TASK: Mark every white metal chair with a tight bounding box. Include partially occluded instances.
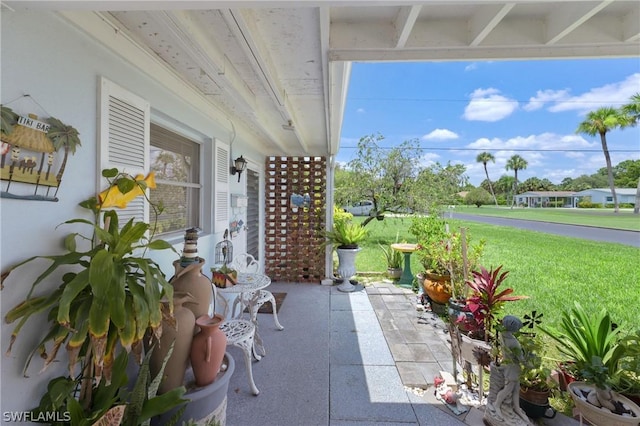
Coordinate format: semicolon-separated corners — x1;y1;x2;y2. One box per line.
231;253;284;331
211;282;260;395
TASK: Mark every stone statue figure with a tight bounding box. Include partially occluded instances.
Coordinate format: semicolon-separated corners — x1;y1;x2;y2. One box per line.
484;315;532;426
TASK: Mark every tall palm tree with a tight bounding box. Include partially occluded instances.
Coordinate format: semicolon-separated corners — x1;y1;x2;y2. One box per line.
476;151;498;206
576;107;632;214
505;155;528;209
621;93;640;214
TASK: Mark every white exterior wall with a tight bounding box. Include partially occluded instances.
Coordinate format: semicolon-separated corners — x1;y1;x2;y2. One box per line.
577;190;636;205
0;11;261;413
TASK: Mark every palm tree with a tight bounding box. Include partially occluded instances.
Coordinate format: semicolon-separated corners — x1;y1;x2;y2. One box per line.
476;151;498;206
505;155;528;209
621;93;640;214
47;117;81;197
576;107;632;214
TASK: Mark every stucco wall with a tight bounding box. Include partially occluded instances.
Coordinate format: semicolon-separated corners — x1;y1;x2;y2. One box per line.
1;10;260;414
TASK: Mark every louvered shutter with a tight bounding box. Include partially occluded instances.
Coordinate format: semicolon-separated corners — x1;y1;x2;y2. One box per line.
98;77;150;224
214;140;229;233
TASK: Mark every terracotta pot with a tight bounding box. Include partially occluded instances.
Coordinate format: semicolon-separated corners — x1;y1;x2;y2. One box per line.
569;382;640;426
421;271;452;304
191;314;227;387
171;258;213;319
150;293;197;394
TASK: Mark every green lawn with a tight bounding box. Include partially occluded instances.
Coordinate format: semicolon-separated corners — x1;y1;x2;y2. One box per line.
452;205;640;231
354;216;640;331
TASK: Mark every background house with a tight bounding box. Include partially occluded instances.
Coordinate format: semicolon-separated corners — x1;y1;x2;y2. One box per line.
516;191;577;208
574;188;638;206
2;0;638;416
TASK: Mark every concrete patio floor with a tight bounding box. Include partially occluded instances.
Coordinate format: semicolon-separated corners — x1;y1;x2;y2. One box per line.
224;281;579;426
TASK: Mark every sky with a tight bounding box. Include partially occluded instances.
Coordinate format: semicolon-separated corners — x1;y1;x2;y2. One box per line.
338;58;640;187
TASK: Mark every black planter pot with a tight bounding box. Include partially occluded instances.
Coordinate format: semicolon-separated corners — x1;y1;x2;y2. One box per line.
447;298;468;323
519;397;556;419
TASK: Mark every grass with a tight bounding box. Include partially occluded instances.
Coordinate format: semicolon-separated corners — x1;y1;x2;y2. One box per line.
354;215;640;331
452;205;640;231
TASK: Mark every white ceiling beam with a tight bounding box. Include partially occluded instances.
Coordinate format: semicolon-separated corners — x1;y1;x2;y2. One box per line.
469;3;514;46
394;5;421;48
328;61;351;157
545;1;613;45
623;6;640;42
154;10;257;114
329;43;640;62
319;6;333;155
221;8;310;153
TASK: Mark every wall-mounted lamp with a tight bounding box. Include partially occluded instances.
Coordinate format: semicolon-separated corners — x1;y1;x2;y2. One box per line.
230;155;247;182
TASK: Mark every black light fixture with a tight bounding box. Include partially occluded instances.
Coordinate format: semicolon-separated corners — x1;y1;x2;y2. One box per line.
231;155;247;182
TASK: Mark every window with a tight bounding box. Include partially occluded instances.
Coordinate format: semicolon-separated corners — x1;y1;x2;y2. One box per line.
150;123;200;235
606;196;613;202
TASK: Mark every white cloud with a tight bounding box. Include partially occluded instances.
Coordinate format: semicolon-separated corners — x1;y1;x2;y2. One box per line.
356;108;366;113
417;152;440;168
467;132;597;153
547;73;640;114
523;89;570;111
463;88;519;122
465;63;478;71
422;128;459;141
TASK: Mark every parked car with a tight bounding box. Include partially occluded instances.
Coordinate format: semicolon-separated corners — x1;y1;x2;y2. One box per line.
343;200;374;216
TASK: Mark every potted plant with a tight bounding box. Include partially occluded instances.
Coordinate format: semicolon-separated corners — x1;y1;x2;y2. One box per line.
569;356;640;425
517;311;558;420
211;264;238;288
380;241;403;280
450;265;526;376
540;302;640;424
540;302;626;382
325;217;367;292
412;222;485;312
2;168;186;423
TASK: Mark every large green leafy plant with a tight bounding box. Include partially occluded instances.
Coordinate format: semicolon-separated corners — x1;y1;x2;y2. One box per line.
540;301;625;378
3;168;178;411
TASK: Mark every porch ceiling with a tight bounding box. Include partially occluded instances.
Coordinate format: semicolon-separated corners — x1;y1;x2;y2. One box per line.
5;1;639;158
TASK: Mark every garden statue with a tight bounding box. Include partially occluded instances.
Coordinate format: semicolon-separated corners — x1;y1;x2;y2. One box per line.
484;315;532;426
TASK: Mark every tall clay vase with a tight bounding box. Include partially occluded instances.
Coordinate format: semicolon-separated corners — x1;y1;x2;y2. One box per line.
191;314;228;387
150;293;197;395
171;257;213;319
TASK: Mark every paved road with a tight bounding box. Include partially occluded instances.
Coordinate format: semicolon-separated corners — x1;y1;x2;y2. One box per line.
449;212;640;248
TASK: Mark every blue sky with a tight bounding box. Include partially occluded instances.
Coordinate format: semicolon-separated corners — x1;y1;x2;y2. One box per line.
338;58;640;186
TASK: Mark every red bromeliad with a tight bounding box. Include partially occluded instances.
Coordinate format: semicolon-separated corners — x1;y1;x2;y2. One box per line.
462;265;527;341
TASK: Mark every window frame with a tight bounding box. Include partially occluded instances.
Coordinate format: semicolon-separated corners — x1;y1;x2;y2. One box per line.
149;122;202;238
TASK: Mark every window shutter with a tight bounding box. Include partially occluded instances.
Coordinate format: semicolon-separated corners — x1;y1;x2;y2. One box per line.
214;139;229;233
98;77;150;224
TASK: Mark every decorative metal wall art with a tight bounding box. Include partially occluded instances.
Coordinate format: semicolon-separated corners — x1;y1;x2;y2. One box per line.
0;96;81;202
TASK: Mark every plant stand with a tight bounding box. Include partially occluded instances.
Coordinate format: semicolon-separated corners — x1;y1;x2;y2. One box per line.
391;243;418;288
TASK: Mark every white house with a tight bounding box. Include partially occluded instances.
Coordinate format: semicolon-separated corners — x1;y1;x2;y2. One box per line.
2;0;638;416
516;191;577;208
574;188;638;206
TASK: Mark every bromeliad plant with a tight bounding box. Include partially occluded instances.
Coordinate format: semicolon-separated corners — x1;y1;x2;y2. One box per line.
457;265;527;342
2;168;178;411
